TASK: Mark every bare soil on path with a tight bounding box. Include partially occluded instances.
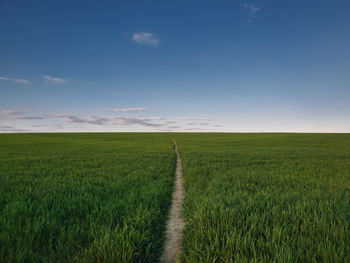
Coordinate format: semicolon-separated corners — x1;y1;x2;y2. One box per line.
160;140;185;263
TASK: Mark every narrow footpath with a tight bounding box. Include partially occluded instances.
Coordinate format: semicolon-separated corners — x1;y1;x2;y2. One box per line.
161;140;185;263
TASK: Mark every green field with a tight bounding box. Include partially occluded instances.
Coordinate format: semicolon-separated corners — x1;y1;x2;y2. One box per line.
174;133;350;262
0;133;175;262
1;133;350;262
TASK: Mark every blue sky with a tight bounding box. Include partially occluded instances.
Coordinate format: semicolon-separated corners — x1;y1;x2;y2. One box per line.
1;0;349;132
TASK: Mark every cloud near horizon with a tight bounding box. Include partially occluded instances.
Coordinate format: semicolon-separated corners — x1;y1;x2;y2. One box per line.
0;110;44;120
0;109;219;131
132;32;159;45
113;107;148;112
49;114;167;127
42;75;67;83
178;117;215;121
50;114;108;125
0;125;29;132
0;76;29;84
0;110;25;116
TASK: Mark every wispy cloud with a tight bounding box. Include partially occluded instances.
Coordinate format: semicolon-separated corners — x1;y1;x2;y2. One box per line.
50;114;108;125
13;116;45;120
13;79;29;84
0;109;168;128
31;124;65;130
244;3;261;22
0;110;25;116
0;125;29;132
113;107;148;112
187;122;210;126
178;117;215;121
0;109;219;131
132;32;159;45
160;120;176;124
244;4;261;15
0;110;44;120
0;76;29;84
49;113;166;127
42;75;67;83
184;127;201;131
111;116;165;127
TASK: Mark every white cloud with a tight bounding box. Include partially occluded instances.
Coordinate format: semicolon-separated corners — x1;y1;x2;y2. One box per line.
111;116;165;127
0;76;29;84
244;4;261;15
0;109;169;128
13;79;29;84
184;127;201;131
0;110;25;116
132;32;159;45
186;122;211;127
42;75;67;83
50;114;108;125
148;116;164;120
0;109;220;132
48;113;167;127
113;107;148;112
244;3;261;22
178;117;215;121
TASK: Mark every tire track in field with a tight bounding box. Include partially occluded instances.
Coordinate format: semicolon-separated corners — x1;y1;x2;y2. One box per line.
161;140;185;263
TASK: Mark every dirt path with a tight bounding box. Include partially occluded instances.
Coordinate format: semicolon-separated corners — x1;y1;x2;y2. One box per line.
160;140;185;263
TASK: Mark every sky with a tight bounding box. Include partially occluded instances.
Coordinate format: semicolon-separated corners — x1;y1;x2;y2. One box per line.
0;0;349;132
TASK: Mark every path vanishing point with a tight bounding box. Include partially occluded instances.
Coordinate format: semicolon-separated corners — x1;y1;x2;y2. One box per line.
160;140;185;263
